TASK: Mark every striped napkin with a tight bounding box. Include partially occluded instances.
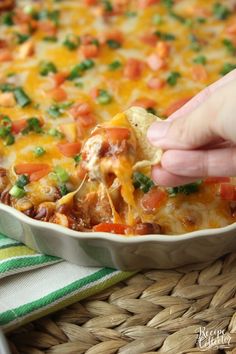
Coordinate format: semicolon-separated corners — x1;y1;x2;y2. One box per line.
0;233;134;332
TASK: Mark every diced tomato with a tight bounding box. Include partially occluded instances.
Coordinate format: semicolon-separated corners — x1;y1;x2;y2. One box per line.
156;41;170;59
52;72;68;87
205;177;230;184
191;65;208;82
15;163;50;175
93;222;128;234
141;188;167;212
140;32;158;46
219;184;236;201
146;53;165;72
101;29;123;44
49;87;67;102
131;97;156;109
147;77;165;90
90;87;100;99
13;9;31;25
0;49;12;62
226;23;236;35
123;58;144;80
0;40;8;49
84;0;97;5
113;0;129;14
11;119;27;134
29;167;51;182
57;142;81;157
105;127;130;142
80;44;99;59
138;0;159;9
78;113;97;127
37;20;57;36
164;96;192;117
70;102;92;119
80;34;96;45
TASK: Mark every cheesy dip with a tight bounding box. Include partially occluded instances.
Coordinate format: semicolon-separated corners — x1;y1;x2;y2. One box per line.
0;0;236;235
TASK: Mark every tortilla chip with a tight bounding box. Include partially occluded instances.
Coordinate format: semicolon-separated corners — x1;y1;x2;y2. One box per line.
125;106;163;169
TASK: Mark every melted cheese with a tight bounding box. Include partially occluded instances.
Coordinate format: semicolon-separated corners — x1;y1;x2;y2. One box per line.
0;0;235;233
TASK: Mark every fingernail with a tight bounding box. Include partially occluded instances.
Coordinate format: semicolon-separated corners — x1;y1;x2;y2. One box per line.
147;121;171;142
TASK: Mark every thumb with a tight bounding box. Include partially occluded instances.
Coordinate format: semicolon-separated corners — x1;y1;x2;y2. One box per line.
147;72;236;150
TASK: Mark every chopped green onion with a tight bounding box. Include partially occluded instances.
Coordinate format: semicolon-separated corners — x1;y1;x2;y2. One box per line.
15;33;30;44
9;185;26;198
27;117;42;133
133;172;154;193
54;166;69;183
43;36;58;42
167;181;202;196
48;10;60;25
68;59;94;80
196;17;206;23
74;81;84;88
220;63;236;76
184;18;193;28
74;154;82;164
166;71;181;86
4;134;15;146
152;14;163;25
1;116;12;124
0;83;15;92
82;59;95;69
97;89;112;105
189;34;201;52
59;184;69;196
125;11;137;18
47;105;61;118
63;34;80;50
162;0;174;8
34;146;45;156
16;175;29;188
2;12;14;26
222;39;236;55
47;102;73;118
14;87;31;107
155;30;175;41
48;128;63;138
102;0;113;12
91;38;100;47
0;126;11;138
106;39;121;49
213;3;231;20
169;11;186;24
193;55;207;65
23;5;35;15
108;60;122;71
35;10;60;26
22;117;42;134
39;61;57;76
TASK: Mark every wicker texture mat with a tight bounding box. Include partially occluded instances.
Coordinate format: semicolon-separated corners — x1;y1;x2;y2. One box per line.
8;253;236;354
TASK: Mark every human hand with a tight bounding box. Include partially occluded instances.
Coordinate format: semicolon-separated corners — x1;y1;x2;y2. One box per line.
147;69;236;187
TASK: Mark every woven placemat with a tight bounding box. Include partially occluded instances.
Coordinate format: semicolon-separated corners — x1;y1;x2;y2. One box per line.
7;253;236;354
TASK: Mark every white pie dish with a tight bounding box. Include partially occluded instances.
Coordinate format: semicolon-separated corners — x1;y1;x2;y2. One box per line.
1;202;236;270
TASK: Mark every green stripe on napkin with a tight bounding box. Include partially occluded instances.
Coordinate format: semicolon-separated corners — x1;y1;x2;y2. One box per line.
0;233;135;332
0;234;61;279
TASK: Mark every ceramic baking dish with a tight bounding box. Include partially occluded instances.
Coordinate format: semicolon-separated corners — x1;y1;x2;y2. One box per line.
1;202;236;270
